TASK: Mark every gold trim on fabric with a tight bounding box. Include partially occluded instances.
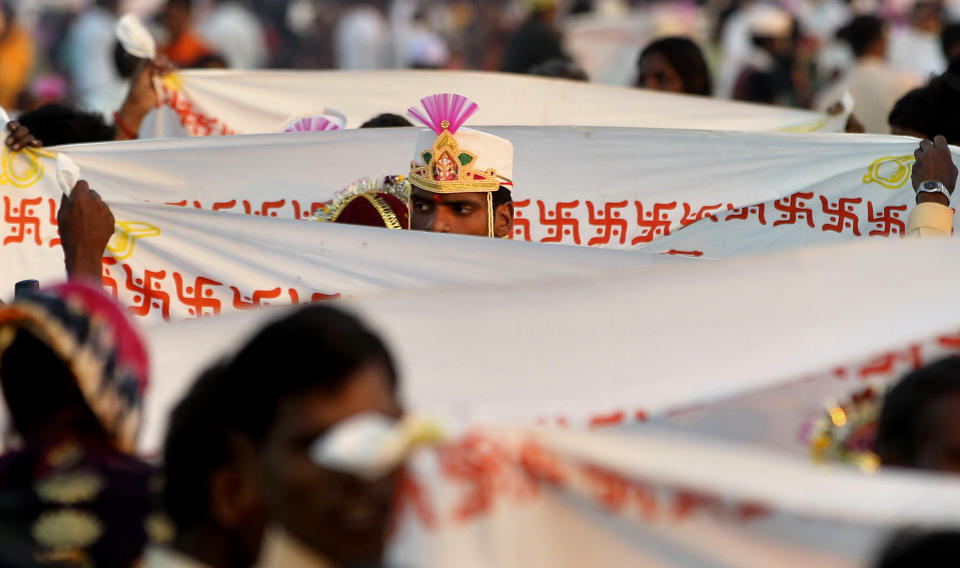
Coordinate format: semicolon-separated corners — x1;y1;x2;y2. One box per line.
361;194;403;230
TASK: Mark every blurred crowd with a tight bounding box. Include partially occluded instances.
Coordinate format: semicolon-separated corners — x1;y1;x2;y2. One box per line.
0;0;958;130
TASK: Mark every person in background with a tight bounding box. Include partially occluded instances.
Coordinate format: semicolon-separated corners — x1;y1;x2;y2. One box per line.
333;0;392;70
888;87;932;139
876;358;960;473
60;0;122;119
636;36;713;96
889;0;947;78
0;279;155;567
146;363;267;568
5;60;171;147
815;16;922;134
197;0;267;69
406;93;515;238
886;72;960;144
732;4;801;105
403;7;450;69
529;58;590;81
501;0;567;74
0;0;35;109
943;22;960;65
215;305;404;568
160;0;214;67
360;113;413;128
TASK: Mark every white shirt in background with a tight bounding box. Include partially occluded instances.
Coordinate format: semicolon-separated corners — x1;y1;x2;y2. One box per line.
889;27;948;79
197;2;267;69
815;56;923;134
334;5;392;70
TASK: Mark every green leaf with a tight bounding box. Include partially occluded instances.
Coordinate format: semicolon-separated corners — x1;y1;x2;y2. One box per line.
458;153;474;166
422;151;433;164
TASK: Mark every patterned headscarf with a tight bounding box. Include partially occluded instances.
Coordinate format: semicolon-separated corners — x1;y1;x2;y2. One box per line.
0;282;149;454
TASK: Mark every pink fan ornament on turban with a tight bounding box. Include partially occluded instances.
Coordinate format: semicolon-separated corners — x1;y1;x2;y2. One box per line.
280;109;347;133
407;93;478;135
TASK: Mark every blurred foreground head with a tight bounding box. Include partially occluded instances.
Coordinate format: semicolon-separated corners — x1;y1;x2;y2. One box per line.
876;357;960;474
0;282;149;452
216;305;402;566
0;282;153;567
636;36;713;96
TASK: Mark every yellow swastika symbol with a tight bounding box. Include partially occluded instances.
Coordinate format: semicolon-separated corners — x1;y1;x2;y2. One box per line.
862;155;916;190
107;221;161;260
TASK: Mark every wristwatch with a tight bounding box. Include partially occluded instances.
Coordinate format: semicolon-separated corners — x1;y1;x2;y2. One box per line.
916;180;952;202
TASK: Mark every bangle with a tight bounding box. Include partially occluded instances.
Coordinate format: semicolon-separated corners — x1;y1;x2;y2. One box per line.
113;111;138;139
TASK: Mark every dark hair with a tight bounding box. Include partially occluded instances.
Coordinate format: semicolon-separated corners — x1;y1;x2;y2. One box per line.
223;305;397;445
492;186;513;209
0;330;104;440
876;357;960;466
113;41;144;79
838;15;885;58
360;113;413;128
888;87;931;132
637;37;713;96
888;74;960;144
162;361;234;529
17;103;115;146
943;23;960;60
528;58;589;81
875;529;960;567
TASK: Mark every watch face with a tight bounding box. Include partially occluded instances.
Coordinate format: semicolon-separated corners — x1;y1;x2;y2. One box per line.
922;181;942;191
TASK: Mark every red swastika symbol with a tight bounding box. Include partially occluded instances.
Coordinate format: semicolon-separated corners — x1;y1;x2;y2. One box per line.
287;289;342;304
538;200;581;244
857;345;922;379
820;196;862;235
511;199;532;241
291;201;327;220
582;465;631;512
212;200;238;211
673;490;723;521
680;203;724;226
3;196;43;245
518;441;567;487
123;265;171;320
259;199;286;217
438;433;536;523
102;258;120;299
725;203;767;225
47;198;61;248
230;286;283;309
391;472;437;532
867;202;907;237
173;273;222;318
586;201;628;245
773;192;815;227
631;201;677;245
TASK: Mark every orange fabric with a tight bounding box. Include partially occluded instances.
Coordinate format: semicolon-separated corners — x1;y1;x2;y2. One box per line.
160;30;212;66
0;25;35;109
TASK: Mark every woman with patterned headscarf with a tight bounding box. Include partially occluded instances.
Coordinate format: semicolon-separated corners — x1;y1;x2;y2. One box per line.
0;282;158;567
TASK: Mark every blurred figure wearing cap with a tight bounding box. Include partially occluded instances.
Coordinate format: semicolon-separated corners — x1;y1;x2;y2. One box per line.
0;282;156;567
198;305;403;568
406;93;514;238
732;4;802;105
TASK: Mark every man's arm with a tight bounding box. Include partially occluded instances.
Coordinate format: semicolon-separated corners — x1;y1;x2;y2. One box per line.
907;135;958;237
114;60;173;141
58;181;115;282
